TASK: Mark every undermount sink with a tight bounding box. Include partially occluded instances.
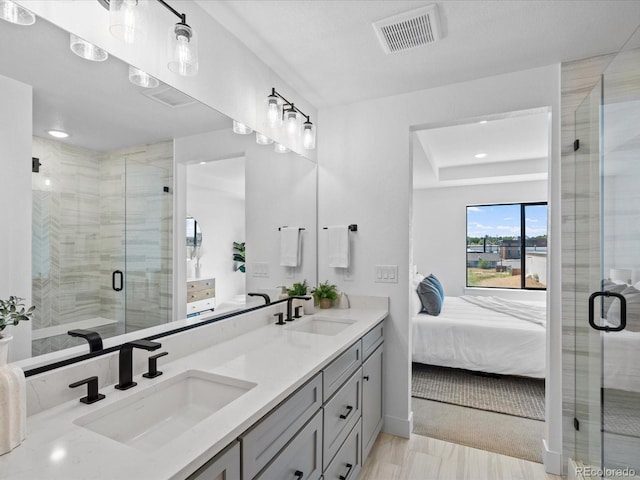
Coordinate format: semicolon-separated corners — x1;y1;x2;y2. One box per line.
74;370;256;451
286;317;356;336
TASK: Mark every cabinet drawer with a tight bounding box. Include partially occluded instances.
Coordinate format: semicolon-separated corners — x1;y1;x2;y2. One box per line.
187;288;215;303
187;441;240;480
241;374;323;480
255;410;323;480
187;279;215;292
323;367;361;469
187;298;215;314
361;322;383;361
324;420;362;480
323;342;361;401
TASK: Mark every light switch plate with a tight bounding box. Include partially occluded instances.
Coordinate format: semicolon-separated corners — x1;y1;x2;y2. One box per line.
251;262;270;277
375;265;398;283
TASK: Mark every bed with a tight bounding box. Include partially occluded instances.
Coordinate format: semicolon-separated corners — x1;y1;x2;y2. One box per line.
412;295;546;378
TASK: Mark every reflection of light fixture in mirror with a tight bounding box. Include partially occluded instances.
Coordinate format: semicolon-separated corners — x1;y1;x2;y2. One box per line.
255;132;273;145
274;143;290;154
168;19;198;76
479;120;488;124
109;0;148;44
474;153;487;159
70;34;109;62
264;88;315;150
233;120;253;135
47;130;69;139
128;65;160;88
0;0;35;25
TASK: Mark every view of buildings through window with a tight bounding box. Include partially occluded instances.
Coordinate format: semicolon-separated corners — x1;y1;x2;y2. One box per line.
466;203;547;289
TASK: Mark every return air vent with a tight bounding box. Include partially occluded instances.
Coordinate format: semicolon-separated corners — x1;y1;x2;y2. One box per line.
373;4;442;54
141;85;197;108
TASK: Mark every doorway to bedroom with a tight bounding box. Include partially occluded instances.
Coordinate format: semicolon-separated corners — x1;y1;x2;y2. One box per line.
409;107;551;463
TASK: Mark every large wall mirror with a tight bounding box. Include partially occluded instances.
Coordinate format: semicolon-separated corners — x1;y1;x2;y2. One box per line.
0;15;317;366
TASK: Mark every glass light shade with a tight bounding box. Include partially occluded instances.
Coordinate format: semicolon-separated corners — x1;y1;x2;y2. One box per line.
168;22;198;77
128;65;159;88
302;121;316;150
0;0;35;25
70;34;109;62
266;94;282;128
274;143;290;154
233;120;253;135
255;132;273;145
284;107;299;139
109;0;148;44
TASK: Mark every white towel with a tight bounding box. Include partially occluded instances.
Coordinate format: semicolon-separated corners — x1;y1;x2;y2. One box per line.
328;225;350;268
280;227;301;267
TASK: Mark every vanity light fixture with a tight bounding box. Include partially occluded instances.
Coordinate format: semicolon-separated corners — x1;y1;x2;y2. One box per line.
274;143;290;154
109;0;148;44
47;130;69;139
264;88;316;150
0;0;36;26
232;120;253;135
128;65;160;88
255;132;274;145
474;153;487;159
70;34;109;62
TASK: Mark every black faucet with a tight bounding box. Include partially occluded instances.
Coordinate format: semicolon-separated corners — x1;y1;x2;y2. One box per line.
68;329;103;353
248;292;271;305
286;296;312;322
115;340;161;390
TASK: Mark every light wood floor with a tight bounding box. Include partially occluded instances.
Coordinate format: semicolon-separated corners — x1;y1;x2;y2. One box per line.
359;433;563;480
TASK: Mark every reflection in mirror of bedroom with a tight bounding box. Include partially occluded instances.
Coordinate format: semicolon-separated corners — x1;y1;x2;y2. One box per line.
410;108;550;463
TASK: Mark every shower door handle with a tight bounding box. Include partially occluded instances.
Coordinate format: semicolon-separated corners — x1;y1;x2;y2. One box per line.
588;291;626;332
112;270;124;292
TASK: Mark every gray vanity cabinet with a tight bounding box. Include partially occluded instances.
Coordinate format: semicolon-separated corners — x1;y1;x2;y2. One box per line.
323;419;362;480
361;343;384;460
187;441;240;480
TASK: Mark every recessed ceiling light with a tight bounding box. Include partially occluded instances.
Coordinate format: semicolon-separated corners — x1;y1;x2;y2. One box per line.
479;120;488;124
474;153;487;159
48;130;69;138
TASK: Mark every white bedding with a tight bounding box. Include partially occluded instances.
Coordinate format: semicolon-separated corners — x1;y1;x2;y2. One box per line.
412;296;546;378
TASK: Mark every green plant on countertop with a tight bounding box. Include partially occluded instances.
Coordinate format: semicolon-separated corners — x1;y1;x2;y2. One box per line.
0;296;35;339
233;242;246;273
287;280;309;297
311;281;339;302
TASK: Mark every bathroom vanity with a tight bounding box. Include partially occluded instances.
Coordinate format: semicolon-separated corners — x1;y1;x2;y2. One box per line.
0;298;387;480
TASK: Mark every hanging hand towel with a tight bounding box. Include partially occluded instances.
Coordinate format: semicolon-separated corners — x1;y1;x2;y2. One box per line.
280;227;301;267
328;225;350;268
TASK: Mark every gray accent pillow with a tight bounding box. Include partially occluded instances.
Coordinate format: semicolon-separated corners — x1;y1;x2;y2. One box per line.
426;274;444;300
607;285;640;332
416;278;443;316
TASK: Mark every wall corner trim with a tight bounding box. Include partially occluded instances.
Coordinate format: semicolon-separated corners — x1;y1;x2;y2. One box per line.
543;439;563;475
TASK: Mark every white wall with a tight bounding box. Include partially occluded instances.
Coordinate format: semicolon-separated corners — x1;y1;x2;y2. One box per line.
318;64;562;473
413;180;547;297
0;74;32;361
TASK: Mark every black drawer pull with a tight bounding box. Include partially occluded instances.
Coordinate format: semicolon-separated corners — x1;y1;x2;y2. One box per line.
363;375;370;381
339;463;354;480
339;405;354;420
294;470;304;480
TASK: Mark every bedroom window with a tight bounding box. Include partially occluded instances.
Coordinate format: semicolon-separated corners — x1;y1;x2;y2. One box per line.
466;202;547;290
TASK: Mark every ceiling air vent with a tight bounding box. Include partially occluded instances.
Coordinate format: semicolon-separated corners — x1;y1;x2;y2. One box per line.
373;4;442;54
141;85;197;108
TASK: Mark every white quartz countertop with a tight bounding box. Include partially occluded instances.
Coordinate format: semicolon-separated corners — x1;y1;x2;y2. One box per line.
0;308;387;480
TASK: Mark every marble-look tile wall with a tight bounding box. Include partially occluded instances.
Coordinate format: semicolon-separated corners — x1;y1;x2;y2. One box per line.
32;138;173;355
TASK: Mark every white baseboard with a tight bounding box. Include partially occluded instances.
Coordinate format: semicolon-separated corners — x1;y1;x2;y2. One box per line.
568;458;583;480
382;411;413;438
543;439;563;475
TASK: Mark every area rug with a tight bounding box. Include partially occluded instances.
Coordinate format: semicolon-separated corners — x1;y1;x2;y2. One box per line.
412;363;545;421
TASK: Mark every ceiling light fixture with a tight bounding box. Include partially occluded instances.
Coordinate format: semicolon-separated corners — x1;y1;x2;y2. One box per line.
99;0;198;77
233;120;253;135
0;0;35;25
264;88;316;150
70;34;109;61
474;153;487;159
128;65;160;88
255;132;273;145
48;130;69;139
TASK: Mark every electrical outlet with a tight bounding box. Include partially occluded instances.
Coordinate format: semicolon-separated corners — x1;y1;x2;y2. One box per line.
251;262;270;277
374;265;398;283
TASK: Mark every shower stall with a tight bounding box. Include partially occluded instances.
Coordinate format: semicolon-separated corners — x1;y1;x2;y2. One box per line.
565;25;640;478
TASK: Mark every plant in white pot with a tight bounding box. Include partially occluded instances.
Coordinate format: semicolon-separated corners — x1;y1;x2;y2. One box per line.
0;296;34;456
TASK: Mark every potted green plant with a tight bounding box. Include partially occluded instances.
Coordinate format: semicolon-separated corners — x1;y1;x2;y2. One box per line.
311;281;339;309
0;296;34;341
286;279;308;297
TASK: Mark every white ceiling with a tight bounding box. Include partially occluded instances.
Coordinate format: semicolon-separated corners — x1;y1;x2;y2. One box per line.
413;109;550;189
0;15;231;152
200;0;640;108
